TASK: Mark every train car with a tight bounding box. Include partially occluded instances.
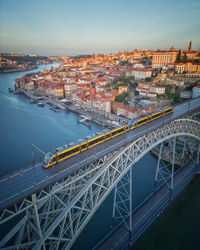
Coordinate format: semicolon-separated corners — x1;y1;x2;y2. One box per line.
42;128;111;168
128;106;173;129
42;107;173;168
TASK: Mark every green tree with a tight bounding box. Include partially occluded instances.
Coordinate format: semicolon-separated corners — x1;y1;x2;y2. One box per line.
183;53;188;63
176;50;181;63
145;77;151;82
115;91;129;103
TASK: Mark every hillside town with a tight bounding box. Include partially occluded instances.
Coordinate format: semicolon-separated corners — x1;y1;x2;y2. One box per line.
13;41;200;124
0;53;52;72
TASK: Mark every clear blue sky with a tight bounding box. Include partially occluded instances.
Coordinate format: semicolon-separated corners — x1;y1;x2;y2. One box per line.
0;0;199;55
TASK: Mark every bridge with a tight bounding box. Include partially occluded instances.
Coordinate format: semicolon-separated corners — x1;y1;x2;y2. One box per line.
0;97;200;249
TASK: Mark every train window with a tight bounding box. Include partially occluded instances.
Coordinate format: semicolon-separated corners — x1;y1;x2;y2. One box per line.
59;153;65;159
71;146;80;154
106;133;111;139
163;109;172;114
81;143;88;149
52;156;57;163
117;128;124;134
88;140;94;146
98;136;105;142
91;139;97;145
151;113;160;119
65;146;80;155
61;151;70;158
92;136;104;145
111;131;118;136
136;118;148;125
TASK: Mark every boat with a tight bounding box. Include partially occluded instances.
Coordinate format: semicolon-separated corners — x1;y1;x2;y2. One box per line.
50;107;58;112
30;99;37;103
8;88;14;93
38;102;45;107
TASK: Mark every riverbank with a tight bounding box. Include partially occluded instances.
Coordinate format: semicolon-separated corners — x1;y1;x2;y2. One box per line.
0;65;37;73
13;89;119;128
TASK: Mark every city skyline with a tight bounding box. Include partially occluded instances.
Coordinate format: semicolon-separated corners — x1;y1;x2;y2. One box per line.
0;0;200;55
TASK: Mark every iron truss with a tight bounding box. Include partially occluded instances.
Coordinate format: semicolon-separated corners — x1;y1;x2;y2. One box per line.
0;118;200;249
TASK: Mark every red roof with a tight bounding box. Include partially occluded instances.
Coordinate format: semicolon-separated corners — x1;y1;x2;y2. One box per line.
132;68;152;72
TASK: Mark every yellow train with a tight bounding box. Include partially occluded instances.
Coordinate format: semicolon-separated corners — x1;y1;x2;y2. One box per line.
42;106;173;168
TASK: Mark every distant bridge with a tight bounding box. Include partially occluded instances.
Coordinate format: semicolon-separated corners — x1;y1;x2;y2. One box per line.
0;98;200;249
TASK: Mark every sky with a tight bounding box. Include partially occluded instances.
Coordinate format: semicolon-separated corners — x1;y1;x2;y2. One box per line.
0;0;200;56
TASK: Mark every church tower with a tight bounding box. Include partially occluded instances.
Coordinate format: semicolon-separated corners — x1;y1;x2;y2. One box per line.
188;41;192;51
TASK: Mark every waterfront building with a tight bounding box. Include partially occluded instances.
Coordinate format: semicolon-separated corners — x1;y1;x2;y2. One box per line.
47;84;64;98
87;97;111;113
64;83;77;98
24;81;35;91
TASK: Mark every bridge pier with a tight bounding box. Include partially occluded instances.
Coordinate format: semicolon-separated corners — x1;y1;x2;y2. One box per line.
112;166;133;245
170;137;176;201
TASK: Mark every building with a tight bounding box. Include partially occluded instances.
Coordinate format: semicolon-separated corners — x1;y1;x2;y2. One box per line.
175;63;186;73
149;86;165;95
152;52;177;68
138;82;152;89
180;91;191;99
185;62;200;73
64;83;77;97
87;97;111;113
131;68;152;79
188;41;192;51
152;47;178;68
47;84;64;98
118;86;128;94
192;85;200;98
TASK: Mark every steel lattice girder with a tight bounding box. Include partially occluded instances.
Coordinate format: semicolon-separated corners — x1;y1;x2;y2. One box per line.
0;119;200;249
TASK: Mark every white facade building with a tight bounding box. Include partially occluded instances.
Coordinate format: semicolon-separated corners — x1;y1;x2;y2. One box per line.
192;86;200;98
149;86;165;95
131;69;152;79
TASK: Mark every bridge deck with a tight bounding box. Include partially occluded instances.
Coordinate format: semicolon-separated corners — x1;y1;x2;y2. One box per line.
94;160;200;250
0;98;199;210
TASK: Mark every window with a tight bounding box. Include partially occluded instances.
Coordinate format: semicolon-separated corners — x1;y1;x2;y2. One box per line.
151;113;161;119
81;143;88;150
70;146;80;154
136;118;148;126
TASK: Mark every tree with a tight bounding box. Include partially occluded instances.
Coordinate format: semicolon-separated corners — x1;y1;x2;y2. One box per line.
183;53;188;63
176;50;181;63
145;77;151;82
115;91;129;103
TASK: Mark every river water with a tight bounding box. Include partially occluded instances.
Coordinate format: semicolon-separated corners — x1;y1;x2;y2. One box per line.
0;63;199;250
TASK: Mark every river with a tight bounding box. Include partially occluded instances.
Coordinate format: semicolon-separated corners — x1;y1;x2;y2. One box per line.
0;62;103;176
0;63;199;250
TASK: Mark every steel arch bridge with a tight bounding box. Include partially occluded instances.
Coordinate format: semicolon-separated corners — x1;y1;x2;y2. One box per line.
0;118;200;249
